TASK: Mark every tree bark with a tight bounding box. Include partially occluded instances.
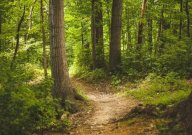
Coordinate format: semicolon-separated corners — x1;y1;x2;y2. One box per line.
147;18;153;54
137;0;147;50
157;8;164;41
11;6;26;69
104;0;111;47
109;0;123;72
91;0;105;69
40;0;48;78
122;29;125;54
0;15;1;34
125;5;132;51
81;19;84;48
0;14;2;51
185;0;190;37
49;0;75;100
27;0;37;40
107;0;111;44
156;6;164;55
179;0;183;39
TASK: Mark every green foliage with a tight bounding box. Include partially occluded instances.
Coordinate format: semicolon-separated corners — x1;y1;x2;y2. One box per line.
126;73;192;105
0;53;69;135
0;83;54;135
1;0;192;134
111;75;122;86
121;38;192;80
75;87;89;101
71;66;107;82
72;47;92;69
156;40;191;76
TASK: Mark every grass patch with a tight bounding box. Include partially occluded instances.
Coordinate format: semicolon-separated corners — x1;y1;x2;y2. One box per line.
125;73;192;105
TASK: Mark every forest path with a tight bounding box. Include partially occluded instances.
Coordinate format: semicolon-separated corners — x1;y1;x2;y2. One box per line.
51;79;159;135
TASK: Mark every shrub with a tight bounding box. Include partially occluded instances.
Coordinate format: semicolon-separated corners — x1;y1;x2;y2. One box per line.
0;79;68;135
0;55;69;135
111;75;122;86
73;68;107;82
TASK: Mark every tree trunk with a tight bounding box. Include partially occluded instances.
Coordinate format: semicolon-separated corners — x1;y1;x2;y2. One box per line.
122;29;125;55
157;8;164;41
0;15;1;34
185;0;190;37
81;19;84;48
127;26;132;50
104;0;111;47
179;0;183;39
126;5;132;51
49;0;75;100
91;0;105;69
0;14;2;51
27;0;37;40
147;18;153;54
11;6;26;69
40;0;48;78
156;6;164;55
109;0;123;72
137;0;147;50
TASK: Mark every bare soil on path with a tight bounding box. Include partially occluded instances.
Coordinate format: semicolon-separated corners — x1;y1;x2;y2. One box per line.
51;79;159;135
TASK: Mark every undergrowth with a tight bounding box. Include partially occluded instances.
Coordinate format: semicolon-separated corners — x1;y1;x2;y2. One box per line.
125;72;192;106
70;65;107;82
0;57;70;135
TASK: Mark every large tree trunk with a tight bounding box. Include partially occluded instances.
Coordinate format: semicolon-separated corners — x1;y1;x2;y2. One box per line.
40;0;48;78
179;0;183;39
11;6;26;69
91;0;105;69
109;0;123;72
49;0;74;100
185;0;190;37
137;0;147;50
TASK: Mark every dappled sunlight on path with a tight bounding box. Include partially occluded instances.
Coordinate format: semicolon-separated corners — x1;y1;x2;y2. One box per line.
50;79;159;135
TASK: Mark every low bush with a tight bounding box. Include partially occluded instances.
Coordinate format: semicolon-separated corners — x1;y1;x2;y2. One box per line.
0;55;70;135
71;67;107;82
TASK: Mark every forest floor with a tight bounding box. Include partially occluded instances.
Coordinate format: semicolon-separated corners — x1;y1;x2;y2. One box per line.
51;79;159;135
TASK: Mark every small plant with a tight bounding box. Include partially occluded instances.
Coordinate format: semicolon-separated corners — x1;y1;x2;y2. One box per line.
111;75;122;86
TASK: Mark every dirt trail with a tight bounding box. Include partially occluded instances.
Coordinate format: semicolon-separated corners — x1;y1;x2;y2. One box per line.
51;79;159;135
